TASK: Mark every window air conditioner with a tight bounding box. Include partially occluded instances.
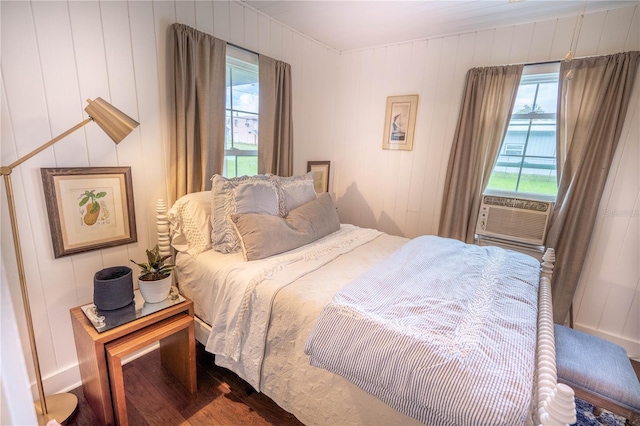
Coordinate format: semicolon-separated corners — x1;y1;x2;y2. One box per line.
475;195;553;246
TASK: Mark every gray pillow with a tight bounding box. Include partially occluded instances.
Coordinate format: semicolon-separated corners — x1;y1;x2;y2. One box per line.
211;174;286;253
272;172;317;213
230;193;340;261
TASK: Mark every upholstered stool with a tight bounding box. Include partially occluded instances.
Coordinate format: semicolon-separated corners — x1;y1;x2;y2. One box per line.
555;324;640;425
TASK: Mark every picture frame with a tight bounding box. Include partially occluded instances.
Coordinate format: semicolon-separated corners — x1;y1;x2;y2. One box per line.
382;94;419;151
41;167;137;258
307;161;330;194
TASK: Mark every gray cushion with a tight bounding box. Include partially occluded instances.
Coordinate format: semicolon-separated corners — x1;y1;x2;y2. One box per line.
210;174;285;254
272;172;317;213
230;192;340;261
555;324;640;412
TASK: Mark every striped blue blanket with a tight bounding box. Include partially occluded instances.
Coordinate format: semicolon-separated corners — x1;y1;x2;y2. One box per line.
304;235;541;426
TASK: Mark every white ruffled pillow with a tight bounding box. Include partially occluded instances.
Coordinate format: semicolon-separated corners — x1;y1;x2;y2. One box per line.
167;191;212;256
210;174;286;253
272;172;317;213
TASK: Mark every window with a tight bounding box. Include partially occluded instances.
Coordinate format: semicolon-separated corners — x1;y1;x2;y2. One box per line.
224;46;259;178
486;64;560;199
504;143;524;156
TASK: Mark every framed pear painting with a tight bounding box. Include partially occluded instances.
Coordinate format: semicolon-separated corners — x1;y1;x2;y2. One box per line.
41;167;137;258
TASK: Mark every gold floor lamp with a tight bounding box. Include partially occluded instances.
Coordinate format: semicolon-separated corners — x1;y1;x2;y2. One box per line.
1;97;139;425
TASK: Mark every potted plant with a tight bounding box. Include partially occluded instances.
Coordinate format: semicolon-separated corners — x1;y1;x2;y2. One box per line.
130;244;175;303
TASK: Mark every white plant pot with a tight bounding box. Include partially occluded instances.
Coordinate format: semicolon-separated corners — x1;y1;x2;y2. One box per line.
138;275;172;304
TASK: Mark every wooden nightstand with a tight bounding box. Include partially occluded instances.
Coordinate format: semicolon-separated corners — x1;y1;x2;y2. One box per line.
70;290;196;426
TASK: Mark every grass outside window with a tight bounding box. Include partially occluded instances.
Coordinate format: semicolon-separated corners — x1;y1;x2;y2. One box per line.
224;142;258;177
487;171;557;196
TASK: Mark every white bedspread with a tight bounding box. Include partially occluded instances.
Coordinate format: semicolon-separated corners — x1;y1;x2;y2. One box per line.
304;235;541;426
177;228;542;425
179;227;419;425
203;224;383;389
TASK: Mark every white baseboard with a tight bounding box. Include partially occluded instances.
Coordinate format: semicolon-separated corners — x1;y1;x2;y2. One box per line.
33;342;160;397
574;323;640;360
39;363;82;395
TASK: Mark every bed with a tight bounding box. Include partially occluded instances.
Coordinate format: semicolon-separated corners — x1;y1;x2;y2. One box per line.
160;173;575;426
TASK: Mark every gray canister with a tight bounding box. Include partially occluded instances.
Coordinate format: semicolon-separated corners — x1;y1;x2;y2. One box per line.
93;266;134;311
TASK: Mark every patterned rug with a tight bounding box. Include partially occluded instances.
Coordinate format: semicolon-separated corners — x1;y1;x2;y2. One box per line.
573;397;626;426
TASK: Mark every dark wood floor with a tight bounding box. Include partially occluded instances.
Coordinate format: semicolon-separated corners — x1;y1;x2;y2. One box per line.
67;346;640;426
68;343;303;426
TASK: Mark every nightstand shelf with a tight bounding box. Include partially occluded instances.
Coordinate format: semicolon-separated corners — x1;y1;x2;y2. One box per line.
70;292;196;426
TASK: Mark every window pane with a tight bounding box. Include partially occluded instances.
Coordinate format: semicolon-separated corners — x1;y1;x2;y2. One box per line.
502;119;530;149
524;119;556;156
516;165;557;196
486;68;559;198
512;85;538;114
224;155;258;178
225;48;259;178
487;158;522;192
231;73;258;114
533;82;558;114
232;111;258;146
225;68;231;109
225;110;232;150
226;72;259;112
226;111;258;149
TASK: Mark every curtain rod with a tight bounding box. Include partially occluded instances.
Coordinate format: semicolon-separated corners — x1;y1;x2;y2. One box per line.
228;42;259;57
525;59;562;66
175;23;260;57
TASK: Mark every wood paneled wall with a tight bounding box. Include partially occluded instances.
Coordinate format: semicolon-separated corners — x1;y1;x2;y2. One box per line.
326;5;640;357
1;0;638;399
1;0;338;395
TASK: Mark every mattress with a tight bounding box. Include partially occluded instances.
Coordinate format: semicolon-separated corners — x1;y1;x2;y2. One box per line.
177;225;426;425
175;225;541;425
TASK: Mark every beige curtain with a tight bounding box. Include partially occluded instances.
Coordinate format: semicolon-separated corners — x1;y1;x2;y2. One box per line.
258;55;293;177
171;23;226;203
439;65;523;243
548;51;640;323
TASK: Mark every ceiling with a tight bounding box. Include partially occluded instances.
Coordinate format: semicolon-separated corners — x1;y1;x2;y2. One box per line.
242;0;637;52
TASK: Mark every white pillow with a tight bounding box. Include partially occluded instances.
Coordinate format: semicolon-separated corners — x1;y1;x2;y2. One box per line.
167;191;212;256
272;172;317;213
210;174;285;253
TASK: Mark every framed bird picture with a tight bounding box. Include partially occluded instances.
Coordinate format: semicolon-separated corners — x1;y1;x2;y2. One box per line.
382;94;418;151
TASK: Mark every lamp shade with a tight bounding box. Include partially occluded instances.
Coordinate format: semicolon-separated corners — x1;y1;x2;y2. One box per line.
84;97;139;144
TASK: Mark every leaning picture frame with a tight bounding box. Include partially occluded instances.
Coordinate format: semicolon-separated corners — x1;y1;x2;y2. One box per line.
41;167;137;258
307;161;330;194
382;94;419;151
